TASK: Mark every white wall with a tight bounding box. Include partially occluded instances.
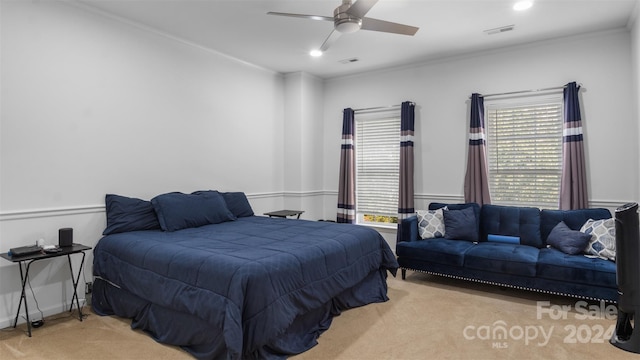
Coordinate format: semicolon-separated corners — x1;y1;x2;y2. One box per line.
632;2;640;199
283;72;325;220
322;29;637;220
0;1;285;327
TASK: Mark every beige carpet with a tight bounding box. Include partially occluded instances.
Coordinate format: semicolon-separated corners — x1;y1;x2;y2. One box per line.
1;273;637;360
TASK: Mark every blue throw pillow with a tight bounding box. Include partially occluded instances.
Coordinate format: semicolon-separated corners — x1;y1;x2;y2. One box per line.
222;192;254;218
487;234;520;244
103;194;161;235
443;207;478;242
547;221;592;255
151;191;237;232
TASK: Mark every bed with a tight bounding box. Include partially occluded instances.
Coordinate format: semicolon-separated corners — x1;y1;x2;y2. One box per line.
91;191;398;359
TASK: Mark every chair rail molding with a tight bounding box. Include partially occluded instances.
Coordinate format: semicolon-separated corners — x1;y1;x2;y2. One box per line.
0;205;106;221
0;194;628;221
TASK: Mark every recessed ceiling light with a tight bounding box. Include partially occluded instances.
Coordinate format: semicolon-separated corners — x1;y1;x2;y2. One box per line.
513;0;533;11
310;49;323;57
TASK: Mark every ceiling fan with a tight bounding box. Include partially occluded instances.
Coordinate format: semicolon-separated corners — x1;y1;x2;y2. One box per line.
267;0;419;54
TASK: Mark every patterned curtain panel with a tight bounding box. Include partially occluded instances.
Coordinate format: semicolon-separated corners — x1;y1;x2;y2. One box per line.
398;101;415;221
337;108;356;223
463;93;491;206
559;82;588;210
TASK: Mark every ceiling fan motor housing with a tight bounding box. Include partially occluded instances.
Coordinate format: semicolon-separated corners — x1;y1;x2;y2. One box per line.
334;2;362;33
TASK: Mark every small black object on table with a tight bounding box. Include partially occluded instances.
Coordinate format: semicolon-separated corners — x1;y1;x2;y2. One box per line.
0;243;92;337
263;210;305;219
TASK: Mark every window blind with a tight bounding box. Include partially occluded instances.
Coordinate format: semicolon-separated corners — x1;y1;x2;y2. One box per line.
355;114;400;217
486;101;563;209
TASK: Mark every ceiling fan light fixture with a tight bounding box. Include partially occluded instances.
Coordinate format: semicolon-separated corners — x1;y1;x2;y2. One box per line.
513;0;533;11
335;17;362;33
310;49;323;57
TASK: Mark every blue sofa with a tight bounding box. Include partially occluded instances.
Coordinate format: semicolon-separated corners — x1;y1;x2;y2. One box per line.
396;203;618;302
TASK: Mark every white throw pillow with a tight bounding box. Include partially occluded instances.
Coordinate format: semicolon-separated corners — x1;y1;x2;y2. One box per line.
580;218;616;261
416;207;447;239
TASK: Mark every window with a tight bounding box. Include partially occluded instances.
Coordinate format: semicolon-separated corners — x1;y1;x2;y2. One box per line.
355;110;400;226
486;95;563;209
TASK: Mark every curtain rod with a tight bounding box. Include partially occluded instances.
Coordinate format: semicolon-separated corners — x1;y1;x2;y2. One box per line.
474;84;582;99
349;102;415;113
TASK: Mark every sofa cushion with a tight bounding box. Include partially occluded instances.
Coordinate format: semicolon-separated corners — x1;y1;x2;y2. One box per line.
547;221;592;255
464;242;539;277
396;238;476;267
480;204;542;248
540;208;611;246
443;207;478;242
537;247;616;288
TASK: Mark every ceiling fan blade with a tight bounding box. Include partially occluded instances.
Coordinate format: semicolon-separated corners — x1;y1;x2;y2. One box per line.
346;0;378;18
267;12;333;22
320;30;342;52
361;17;419;35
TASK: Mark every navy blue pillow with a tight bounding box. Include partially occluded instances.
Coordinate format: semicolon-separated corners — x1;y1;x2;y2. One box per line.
103;194;161;235
443;207;478;242
193;190;255;218
151;191;237;232
547;221;592;255
222;192;254;217
430;202;481;235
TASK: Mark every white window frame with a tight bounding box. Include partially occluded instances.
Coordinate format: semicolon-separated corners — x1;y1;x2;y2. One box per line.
354;109;401;228
484;93;564;209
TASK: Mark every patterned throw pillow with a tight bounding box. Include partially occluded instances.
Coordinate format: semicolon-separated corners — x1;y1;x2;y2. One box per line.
580;218;616;261
417;207;447;239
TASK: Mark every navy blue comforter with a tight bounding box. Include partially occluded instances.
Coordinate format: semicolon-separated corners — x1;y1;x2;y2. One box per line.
92;216;398;359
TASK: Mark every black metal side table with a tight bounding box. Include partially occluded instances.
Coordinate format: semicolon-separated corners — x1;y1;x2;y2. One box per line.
263;210;305;219
0;243;92;336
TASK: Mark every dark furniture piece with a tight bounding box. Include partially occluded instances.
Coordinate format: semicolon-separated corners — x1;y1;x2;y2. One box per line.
611;202;640;352
396;202;617;302
93;212;397;359
263;209;305;219
1;243;91;336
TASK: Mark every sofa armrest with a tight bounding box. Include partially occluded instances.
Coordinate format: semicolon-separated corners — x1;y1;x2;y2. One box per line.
397;215;419;243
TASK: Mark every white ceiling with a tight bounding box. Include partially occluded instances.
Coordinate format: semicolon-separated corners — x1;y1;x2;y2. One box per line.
77;0;639;79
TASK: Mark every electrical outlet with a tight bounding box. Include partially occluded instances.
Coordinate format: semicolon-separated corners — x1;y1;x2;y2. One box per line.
85;281;93;295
